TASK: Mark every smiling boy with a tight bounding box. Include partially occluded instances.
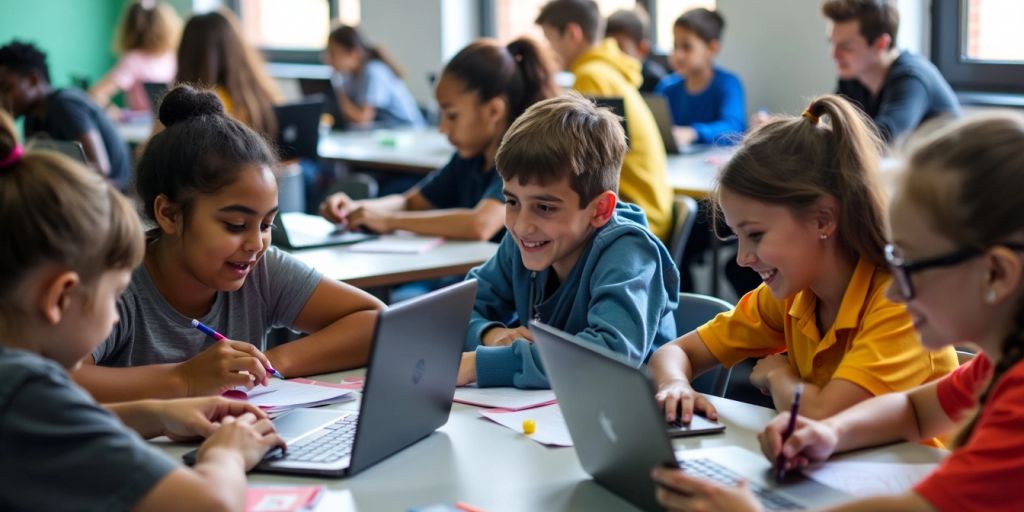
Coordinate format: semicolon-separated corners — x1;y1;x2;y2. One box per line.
456;92;680;389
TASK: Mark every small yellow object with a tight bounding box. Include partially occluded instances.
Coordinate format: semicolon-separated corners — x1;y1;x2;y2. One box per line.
522;419;536;435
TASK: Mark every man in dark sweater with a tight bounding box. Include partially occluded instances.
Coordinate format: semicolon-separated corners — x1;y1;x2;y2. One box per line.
822;0;960;142
0;40;131;190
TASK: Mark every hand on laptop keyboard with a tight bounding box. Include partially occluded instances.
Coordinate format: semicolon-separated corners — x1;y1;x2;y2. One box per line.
652;461;803;512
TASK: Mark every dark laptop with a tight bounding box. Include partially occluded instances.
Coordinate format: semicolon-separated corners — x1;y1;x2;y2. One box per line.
271;212;376;250
589;96;629;148
28;138;88;165
273;99;325;161
531;322;848;512
642;93;708;155
143;82;168;112
185;279;476;477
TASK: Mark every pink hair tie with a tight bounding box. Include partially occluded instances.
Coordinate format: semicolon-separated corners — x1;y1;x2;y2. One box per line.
0;144;24;169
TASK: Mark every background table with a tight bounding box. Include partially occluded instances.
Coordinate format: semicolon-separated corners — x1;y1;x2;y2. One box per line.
318;129;453;174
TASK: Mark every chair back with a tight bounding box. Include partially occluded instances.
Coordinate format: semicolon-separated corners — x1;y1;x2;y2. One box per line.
673;292;733;396
668;195;699;266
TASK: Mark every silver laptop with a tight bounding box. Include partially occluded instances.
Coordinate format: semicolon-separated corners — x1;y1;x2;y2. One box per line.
272;212;376;249
642;93;707;156
531;321;849;512
184;279;476;477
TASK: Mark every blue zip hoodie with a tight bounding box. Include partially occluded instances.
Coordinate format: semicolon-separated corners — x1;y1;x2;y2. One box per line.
465;202;680;389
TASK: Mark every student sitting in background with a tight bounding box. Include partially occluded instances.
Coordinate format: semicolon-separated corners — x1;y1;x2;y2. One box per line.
653;112;1024;512
457;92;679;389
536;0;672;241
655;8;745;147
0;110;284;511
89;0;180;113
324;25;425;129
175;9;280;138
605;6;666;93
822;0;959;142
649;96;957;424
320;38;558;241
73;86;384;403
0;41;132;191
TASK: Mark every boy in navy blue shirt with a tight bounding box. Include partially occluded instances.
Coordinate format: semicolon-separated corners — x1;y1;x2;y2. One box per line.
456;92;680;389
655;9;746;147
0;40;132;191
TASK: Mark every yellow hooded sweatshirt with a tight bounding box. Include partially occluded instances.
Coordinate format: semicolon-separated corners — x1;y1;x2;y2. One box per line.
570;38;671;241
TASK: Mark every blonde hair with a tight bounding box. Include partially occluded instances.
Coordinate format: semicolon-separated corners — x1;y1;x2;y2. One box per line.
116;0;182;54
712;95;888;268
899;112;1024;447
495;91;625;207
0;110;144;329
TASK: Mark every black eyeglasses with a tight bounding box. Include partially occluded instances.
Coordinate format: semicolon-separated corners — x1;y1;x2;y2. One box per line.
885;243;1024;300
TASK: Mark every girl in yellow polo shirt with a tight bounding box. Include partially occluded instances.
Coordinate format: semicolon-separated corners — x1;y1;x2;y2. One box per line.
650;95;957;424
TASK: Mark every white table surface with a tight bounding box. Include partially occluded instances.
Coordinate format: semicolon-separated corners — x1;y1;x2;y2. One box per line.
318;129;453;174
153;370;945;512
288;239;497;289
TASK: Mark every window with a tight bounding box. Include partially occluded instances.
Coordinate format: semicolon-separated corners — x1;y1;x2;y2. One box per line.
232;0;360;61
490;0;638;43
933;0;1024;94
652;0;715;52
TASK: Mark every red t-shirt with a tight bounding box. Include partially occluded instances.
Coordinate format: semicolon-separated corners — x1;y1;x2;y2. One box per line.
914;353;1024;511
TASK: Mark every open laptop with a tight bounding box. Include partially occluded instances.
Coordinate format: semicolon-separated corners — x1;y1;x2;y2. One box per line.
642;93;707;155
184;279;476;477
531;322;849;512
274;99;325;161
589;96;630;149
28;138;88;165
272;212;376;250
143;82;168;112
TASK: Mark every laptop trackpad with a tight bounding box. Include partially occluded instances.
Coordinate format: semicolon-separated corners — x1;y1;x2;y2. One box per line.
274;408;352;441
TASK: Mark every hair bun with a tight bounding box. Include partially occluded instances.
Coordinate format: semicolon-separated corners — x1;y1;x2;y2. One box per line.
158;85;226;127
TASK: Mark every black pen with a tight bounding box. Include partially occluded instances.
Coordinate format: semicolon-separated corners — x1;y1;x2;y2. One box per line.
775;383;804;482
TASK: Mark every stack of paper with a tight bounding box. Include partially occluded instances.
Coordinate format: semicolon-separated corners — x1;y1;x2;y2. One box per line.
802;460;938;496
243;378;355;413
480;403;573;447
246;485;324;512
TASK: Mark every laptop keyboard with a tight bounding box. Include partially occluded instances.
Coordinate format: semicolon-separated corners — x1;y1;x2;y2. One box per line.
275;413;359;463
680;458;804;511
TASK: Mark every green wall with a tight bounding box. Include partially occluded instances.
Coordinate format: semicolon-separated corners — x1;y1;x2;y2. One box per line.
0;0;125;88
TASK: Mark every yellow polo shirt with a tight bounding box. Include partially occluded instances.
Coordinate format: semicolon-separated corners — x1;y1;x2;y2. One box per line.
696;258;957;395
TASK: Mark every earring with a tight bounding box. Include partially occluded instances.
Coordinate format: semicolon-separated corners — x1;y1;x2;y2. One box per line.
985;288;998;304
820;233;829;240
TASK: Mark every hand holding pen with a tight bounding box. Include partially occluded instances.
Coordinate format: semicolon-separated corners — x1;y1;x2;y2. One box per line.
172;320;284;396
191;319;284;379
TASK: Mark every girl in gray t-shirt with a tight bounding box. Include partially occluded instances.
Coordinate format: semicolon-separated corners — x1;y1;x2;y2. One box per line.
0;112;283;511
75;85;385;403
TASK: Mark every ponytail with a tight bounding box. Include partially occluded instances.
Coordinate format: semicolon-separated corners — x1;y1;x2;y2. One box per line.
442;38;559;125
711;94;887;268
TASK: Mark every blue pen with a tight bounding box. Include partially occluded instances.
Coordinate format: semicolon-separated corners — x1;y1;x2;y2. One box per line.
775;383;804;482
191;319;284;379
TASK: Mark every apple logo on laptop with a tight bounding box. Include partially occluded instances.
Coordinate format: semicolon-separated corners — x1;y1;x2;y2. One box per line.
283;125;298;143
412;358;426;384
599;411;618;443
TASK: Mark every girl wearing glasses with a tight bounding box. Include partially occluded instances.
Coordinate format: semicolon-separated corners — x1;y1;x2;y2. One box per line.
649;95;957;427
653;113;1024;511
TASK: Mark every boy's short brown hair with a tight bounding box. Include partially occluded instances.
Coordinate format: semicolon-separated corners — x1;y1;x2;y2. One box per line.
605;7;651;45
495;91;625;208
674;8;725;44
535;0;603;43
821;0;899;49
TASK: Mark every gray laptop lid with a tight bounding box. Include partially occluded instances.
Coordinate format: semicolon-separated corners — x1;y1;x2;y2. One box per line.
273;99;324;160
348;278;476;475
272;212;376;249
642;93;680;154
531;321;679;511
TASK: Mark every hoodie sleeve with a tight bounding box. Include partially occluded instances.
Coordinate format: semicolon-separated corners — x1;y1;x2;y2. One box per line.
692;73;747;144
475;233;675;389
465;234;520;350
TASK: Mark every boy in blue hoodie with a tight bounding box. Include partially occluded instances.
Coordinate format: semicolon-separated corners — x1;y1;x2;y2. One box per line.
456;92;680;389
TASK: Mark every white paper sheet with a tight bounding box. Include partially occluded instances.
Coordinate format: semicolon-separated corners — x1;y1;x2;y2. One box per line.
479;403;573;447
454;386;557;411
348;233;444;254
803;460;938;496
245;379;355;412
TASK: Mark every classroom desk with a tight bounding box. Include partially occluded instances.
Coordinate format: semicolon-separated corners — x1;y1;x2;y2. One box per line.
666;146;735;198
116;115;154;145
153;371;945;512
288;239;497;289
318;128;453;174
